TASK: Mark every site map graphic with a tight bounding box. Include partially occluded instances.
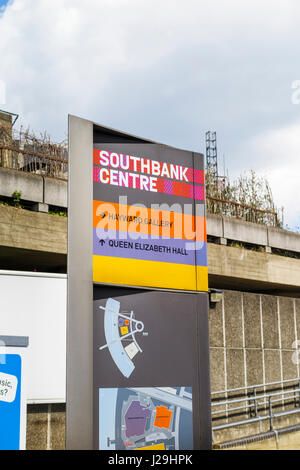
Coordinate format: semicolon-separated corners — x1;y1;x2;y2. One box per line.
99;386;193;450
98;298;147;378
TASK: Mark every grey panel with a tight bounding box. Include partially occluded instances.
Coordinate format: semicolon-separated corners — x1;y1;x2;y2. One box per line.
93;286;211;450
0;336;29;347
66;115;93;450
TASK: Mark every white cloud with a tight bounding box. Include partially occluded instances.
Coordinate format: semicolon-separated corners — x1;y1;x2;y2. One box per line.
237;122;300;229
1;0;300;226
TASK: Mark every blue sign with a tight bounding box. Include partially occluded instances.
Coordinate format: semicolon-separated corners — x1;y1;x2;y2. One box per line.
0;354;22;450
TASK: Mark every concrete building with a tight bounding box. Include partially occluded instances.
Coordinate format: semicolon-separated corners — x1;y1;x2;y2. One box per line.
1;111;300;449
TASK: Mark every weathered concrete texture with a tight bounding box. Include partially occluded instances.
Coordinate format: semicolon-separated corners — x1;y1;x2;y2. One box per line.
268;226;300;253
26;405;48;450
209;298;223;348
44;178;67;208
279;297;296;349
50;404;66;450
26;404;65;450
246;349;263;386
223;216;268;246
243;293;261;349
206;214;223;238
210;348;225;393
224;430;300;450
282;350;298;380
264;350;281;383
207;213;300;254
226;349;245;389
261;295;279;349
224;291;243;348
210;290;299;395
0;204;67;254
0;167;43;202
207;243;300;290
296;299;300;345
0;113;12;168
210;290;300;447
0;168;68;208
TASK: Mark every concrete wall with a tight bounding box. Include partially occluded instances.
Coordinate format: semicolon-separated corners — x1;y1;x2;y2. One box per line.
0;205;67;254
27;404;65;450
210;291;300;394
210;290;300;443
0;168;67;208
208;243;300;296
207;213;300;252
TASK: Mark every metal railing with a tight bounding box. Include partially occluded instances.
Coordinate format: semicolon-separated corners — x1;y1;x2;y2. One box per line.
207;195;279;227
211;378;300;434
0;145;68;180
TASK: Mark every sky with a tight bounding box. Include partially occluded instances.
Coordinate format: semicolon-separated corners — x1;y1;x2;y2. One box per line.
0;0;299;229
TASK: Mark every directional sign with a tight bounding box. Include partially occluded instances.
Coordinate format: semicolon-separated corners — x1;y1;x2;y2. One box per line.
92;142;208;291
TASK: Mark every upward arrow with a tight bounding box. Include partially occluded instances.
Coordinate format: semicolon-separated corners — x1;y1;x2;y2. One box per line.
99;239;105;246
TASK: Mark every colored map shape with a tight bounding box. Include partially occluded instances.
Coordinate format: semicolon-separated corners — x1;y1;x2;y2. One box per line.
125;401;151;438
120;326;128;335
136;444;166;450
154;405;173;429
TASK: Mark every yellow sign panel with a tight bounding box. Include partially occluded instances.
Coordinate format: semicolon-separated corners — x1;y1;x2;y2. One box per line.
136;443;166;450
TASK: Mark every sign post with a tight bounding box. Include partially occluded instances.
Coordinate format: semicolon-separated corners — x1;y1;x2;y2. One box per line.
67;115;211;450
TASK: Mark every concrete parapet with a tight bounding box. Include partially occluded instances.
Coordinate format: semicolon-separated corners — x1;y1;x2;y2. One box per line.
0;168;67;209
207;213;300;254
206;214;223;238
0;167;43;203
268;226;300;252
44;177;67;208
223;216;268;246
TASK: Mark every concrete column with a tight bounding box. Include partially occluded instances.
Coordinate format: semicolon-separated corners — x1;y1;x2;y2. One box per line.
33;203;49;213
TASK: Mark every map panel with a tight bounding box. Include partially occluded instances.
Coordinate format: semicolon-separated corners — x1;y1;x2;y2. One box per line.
99;386;193;450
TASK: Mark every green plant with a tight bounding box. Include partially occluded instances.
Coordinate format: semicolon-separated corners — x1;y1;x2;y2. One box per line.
48;210;67;217
0;200;9;206
11;190;22;207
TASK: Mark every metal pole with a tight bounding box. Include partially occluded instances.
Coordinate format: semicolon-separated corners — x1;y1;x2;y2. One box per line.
269;397;274;431
253;387;258;417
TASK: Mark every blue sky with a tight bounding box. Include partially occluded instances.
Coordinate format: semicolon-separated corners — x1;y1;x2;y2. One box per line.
0;0;299;229
0;0;9;9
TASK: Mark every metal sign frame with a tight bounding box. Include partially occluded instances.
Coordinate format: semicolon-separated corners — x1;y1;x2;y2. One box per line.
67;115;211;450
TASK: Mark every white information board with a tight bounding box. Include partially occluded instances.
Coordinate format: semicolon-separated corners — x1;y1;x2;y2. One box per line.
0;271;66;403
